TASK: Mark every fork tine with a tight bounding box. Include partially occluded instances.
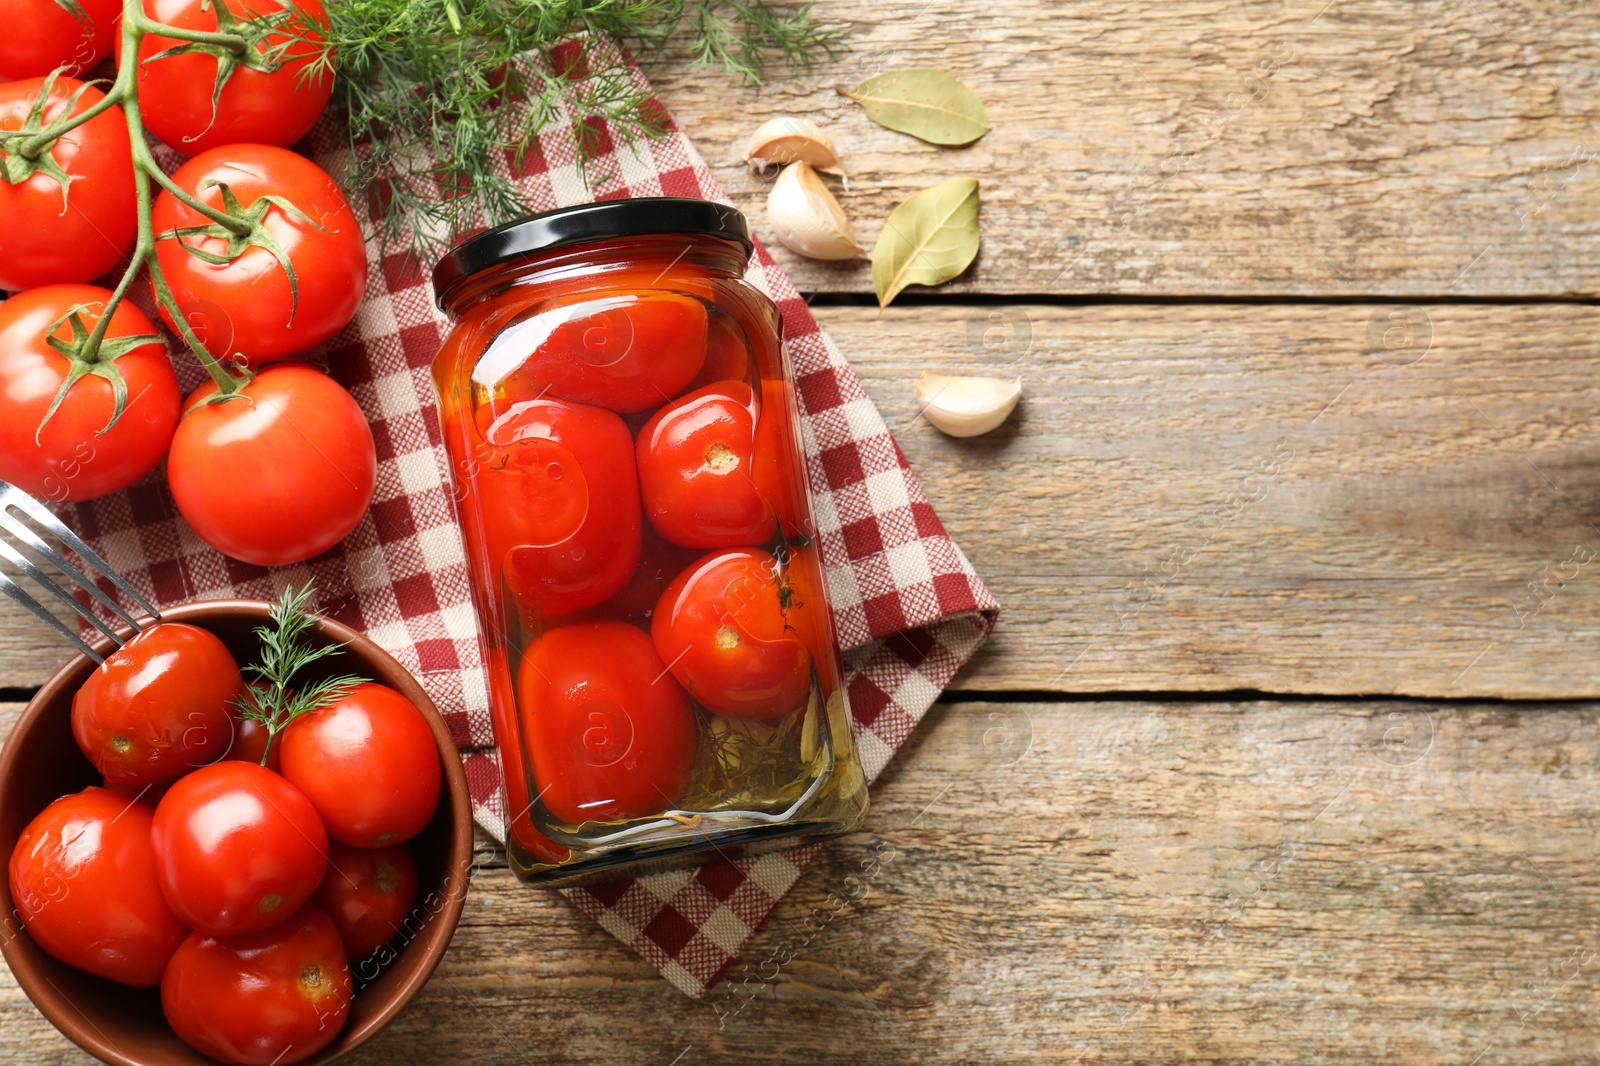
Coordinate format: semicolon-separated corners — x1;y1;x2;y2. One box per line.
1;487;160;622
0;537;123;646
0;508;143;633
0;570;104;664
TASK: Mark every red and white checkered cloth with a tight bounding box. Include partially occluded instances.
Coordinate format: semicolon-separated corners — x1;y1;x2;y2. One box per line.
64;35;998;997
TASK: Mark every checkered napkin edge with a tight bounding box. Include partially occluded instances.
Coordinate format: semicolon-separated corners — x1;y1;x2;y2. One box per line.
62;34;998;998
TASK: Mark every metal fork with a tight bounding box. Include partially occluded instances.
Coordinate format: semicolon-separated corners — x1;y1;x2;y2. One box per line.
0;482;161;664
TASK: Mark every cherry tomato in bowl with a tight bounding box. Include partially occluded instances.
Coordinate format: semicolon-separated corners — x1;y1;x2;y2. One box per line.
150;144;366;365
151;760;329;937
652;547;813;720
517;620;697;825
167;363;377;567
314;842;419;959
0;76;136;291
8;787;189;988
161;902;351;1066
637;380;776;549
71;621;245;788
0;285;180;503
280;682;443;848
123;0;335;156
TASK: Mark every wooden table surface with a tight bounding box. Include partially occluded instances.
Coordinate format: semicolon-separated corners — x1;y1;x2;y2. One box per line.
8;2;1600;1063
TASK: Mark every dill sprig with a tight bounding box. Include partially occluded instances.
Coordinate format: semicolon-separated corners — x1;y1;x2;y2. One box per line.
288;0;842;268
233;583;365;764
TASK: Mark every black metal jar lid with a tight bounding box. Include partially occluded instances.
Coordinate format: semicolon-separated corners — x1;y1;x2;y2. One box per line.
431;198;753;307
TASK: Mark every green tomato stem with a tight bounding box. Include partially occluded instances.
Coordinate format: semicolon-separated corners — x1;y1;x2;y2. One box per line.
81;0;250;398
135;21;250;53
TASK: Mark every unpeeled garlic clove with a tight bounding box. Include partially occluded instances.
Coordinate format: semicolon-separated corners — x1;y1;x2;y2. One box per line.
915;372;1022;437
744;117;844;176
766;162;863;261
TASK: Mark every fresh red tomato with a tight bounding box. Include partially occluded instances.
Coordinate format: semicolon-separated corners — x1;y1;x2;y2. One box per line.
652;547;813;720
8;787;190;988
0;284;180;502
279;682;442;848
0;0;121;78
313;842;418;959
72;622;245;787
472;395;641;618
167;363;377;566
123;0;334;156
161;902;350;1066
151;761;329;937
493;292;708;413
518;620;696;824
150;144;366;365
0;76;136;291
637;381;775;549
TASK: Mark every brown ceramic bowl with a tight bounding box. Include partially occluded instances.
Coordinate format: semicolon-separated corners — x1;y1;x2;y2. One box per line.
0;600;474;1066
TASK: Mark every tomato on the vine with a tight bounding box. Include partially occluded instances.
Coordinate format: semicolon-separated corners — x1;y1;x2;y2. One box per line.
637;380;775;549
652;547;813;720
0;284;180;502
0;0;121;79
167;363;377;566
279;682;442;848
313;842;418;959
473;396;642;618
498;292;708;413
517;619;697;824
9;787;190;988
161;903;350;1066
123;0;335;156
71;621;245;787
150;144;366;365
151;760;329;937
0;75;136;291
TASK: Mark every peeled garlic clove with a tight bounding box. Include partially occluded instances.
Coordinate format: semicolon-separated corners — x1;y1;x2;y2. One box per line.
915;373;1022;437
767;162;863;261
745;117;844;176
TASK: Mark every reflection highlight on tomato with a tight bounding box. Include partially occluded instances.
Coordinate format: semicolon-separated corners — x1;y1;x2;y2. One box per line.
8;786;190;988
517;620;696;824
475;396;641;617
652;547;812;720
71;622;244;787
477;292;707;413
637;381;776;549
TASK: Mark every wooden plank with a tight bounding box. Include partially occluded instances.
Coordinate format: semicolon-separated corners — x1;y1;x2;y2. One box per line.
646;0;1600;296
821;302;1600;698
3;303;1600;698
6;698;1600;1063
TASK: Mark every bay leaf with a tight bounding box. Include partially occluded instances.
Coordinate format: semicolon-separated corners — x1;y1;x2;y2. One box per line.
839;70;991;146
871;178;981;307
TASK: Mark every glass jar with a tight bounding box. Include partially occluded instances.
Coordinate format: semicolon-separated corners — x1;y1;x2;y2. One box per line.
431;199;868;886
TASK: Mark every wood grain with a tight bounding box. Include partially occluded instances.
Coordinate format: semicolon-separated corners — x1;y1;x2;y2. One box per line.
5;304;1599;699
7;698;1600;1064
646;0;1600;297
